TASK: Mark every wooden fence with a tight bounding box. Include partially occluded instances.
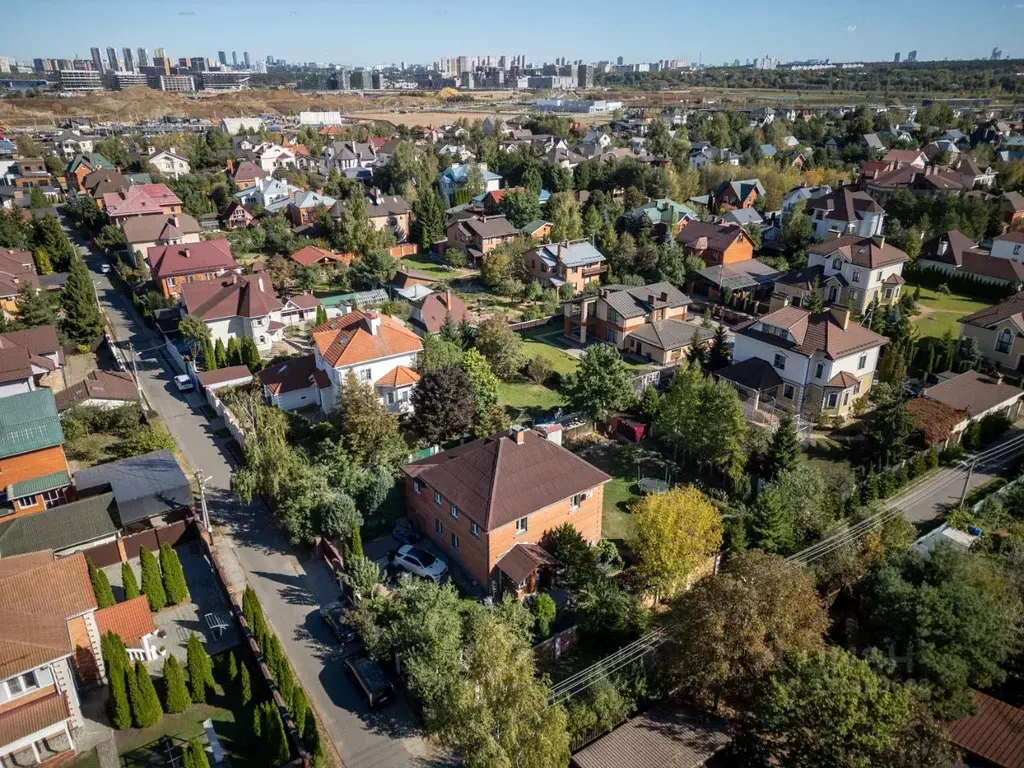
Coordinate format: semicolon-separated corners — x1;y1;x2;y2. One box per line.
508;315;559;332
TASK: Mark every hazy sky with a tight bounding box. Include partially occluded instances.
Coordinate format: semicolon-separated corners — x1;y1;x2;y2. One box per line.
5;0;1022;66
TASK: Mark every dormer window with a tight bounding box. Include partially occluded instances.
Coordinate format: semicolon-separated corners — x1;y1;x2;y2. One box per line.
831;258;842;270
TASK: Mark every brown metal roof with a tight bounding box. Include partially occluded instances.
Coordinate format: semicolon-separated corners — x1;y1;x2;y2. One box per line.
404;429;611;532
0;690;70;747
741;306;887;361
495;542;557;584
948;691;1024;768
807;234;909;269
960;292;1024;330
196;365;253;388
925;371;1024;417
54;370;138;411
571;706;730;768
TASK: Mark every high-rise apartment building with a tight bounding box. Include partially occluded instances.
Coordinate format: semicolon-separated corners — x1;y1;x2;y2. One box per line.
243;51;251;68
137;47;149;67
616;56;624;66
106;47;118;71
154;47;167;60
232;51;238;67
907;50;917;62
90;47;105;73
218;51;227;66
122;47;135;72
893;52;901;63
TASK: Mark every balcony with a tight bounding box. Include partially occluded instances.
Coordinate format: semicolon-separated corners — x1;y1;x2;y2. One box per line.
581;264;609;278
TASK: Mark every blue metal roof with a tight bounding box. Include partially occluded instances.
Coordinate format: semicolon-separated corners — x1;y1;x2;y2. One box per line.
538;241;605;268
441;163;502;183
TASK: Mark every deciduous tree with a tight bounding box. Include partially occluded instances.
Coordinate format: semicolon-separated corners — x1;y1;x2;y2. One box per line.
548;192;584;242
332;371;408;470
411;366;476;443
562;343;635;420
474;315;524;379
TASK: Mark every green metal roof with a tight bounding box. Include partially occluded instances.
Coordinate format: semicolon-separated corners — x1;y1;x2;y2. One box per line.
8;470;71;499
0;389;65;459
0;492;118;557
67;152;113;174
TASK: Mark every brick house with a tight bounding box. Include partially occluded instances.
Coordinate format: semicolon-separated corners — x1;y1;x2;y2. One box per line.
0;390;71;518
403;425;611;597
676;221;755;266
102;184;183;225
445;214;519;265
10;159;50;190
712;179;764;213
65;153;114;193
524;240;608;294
0;249;41;321
146;240;240;300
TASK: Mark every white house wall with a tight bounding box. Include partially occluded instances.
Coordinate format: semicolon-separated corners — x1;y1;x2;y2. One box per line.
733;334;811;384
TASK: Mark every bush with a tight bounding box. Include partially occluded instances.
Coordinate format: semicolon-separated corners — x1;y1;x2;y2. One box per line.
67;433;109;463
140;548;167;612
531;593;557;638
524;355;552;384
979;413;1011;446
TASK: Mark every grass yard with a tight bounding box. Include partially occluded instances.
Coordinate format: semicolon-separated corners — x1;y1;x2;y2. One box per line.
398;254;473;280
910;284;990;340
497;380;565;413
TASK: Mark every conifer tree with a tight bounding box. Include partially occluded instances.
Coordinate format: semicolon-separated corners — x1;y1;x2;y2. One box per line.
290;686;308;739
15;284;55;328
61;255;103;344
88;557;116;608
202;338;217;371
262;701;291;766
227;337;241;366
187;739;211;768
163;655;191;714
159;543;189;605
314;304;328;326
227;651;239;681
122;561;141;600
139;547;167;611
133;661;163;727
215;338;228;369
763;414;801;480
748;486;792;554
126;662;144;727
705;323;732;371
240;661;252;706
187;633;214;703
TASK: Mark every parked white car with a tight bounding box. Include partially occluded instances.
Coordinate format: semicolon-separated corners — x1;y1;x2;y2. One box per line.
174;374;194;392
392;545;447;582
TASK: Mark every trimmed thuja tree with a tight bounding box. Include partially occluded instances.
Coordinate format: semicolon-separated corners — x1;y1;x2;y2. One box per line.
122;562;141;600
140;548;167;612
239;660;252;707
255;701;291;767
159;543;189;605
133;661;163;728
101;632;131;730
187;633;215;704
88;557;115;608
163;655;191;714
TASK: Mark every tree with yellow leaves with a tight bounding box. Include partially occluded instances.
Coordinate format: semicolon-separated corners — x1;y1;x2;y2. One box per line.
630;485;723;599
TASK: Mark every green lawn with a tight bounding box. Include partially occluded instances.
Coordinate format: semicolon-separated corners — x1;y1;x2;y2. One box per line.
498;381;565;413
398;254;472;280
910;285;990;341
520;336;580;376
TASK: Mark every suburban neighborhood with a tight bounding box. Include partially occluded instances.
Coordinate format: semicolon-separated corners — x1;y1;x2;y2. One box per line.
2;21;1024;768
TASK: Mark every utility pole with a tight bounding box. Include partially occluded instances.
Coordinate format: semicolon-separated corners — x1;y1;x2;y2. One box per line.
194;469;212;533
958;460;975;509
126;340;143;400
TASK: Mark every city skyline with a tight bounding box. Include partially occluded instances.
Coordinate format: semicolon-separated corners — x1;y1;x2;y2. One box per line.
4;0;1020;67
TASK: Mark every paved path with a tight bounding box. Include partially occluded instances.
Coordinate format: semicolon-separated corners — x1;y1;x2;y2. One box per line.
67;221;440;768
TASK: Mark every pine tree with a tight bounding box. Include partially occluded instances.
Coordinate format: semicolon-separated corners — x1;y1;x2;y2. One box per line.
227;337;241;366
109;664;132;729
290;686;308;739
187;634;214;703
763;414;801;480
134;661;163;728
263;701;291;766
202;337;217;371
227;651;239;681
118;562;139;600
913;451;927;477
928;448;940;469
126;662;144;727
159;543;189;605
61;255;103;344
214;338;228;369
163;655;191;714
314;304;328;326
187;739;211;768
15;284;55;328
139;548;167;611
705;324;732;371
748;487;792;554
240;661;252;706
862;471;879;503
33;247;54;275
685;327;706;367
349;526;363;559
88;557;115;608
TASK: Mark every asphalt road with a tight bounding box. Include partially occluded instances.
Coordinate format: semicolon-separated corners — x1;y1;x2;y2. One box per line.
66;220;440;768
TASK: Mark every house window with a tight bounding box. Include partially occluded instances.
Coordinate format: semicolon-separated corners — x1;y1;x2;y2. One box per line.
783;384;795;399
854;381;862;394
361;369;372;381
470;522;480;538
515;517;528;535
435;519;443;535
857;354;867;370
842;391;851;406
773;353;786;370
433;491;441;506
5;671;38;697
450;504;459;520
852;270;861;283
387;392;395;405
884;288;893;299
1015;245;1022;256
413;480;423;495
826;392;839;409
13;495;35;510
451;533;460;551
570;493;584;511
42;488;65;508
831;257;842;270
996;328;1013;354
815;362;824;379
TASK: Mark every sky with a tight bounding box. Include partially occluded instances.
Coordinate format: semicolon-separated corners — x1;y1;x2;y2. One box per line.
5;0;1022;67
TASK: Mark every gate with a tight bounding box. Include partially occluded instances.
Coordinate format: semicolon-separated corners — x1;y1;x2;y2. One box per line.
83;539;121;568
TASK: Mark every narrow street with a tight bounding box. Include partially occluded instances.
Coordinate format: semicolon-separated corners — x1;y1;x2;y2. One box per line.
66;220;439;768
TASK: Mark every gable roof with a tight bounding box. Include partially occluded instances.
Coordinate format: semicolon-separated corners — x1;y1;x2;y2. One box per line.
416;291;469;334
104;184;182;218
0;552;96;679
714;178;765;202
0;492;118;557
628;319;713;351
601;282;691;320
74;449;192;524
259;354;330;395
741;306;888;360
95;596;157;648
366;193;412;218
121;213;200;244
0;389;63;458
676;221;751;252
375;365;420;388
232;160;269;182
311;311;422;368
54;370;137;411
404;428;611;532
81;168;130;198
532;240;606;269
181;273;282;321
805;187;885;221
147;239;237;279
948;691;1024;768
1004;191;1024;213
456;215;518;241
625;198;696;225
925;371;1024;416
0;248;39;301
960;292;1024;331
290;245;343;267
808;234;909;269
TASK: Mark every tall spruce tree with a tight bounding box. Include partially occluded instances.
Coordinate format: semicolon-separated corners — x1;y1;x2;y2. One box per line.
748;484;793;554
88;557;116;608
163;655;191;714
705;324;732;371
139;547;167;611
763;414;801;480
159;543;189;605
15;284;55;328
61;255;103;344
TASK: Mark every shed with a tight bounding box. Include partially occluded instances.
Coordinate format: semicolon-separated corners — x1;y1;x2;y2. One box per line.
74;449;192;527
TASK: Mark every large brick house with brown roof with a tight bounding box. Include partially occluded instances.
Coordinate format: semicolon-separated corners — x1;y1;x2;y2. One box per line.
310;311;423;414
180;273;284;355
403;425;611;597
726;304;887;419
445;214;519;265
146;240;240;299
676;221;755;266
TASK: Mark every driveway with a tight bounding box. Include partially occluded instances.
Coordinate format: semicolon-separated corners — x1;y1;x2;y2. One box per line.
64;216;444;768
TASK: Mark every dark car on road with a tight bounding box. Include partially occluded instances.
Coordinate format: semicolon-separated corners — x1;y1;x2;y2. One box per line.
345;656;395;709
320;601;357;644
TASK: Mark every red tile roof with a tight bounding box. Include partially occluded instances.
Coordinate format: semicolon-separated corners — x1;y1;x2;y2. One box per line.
375;365;419;388
147;240;238;280
948;691;1024;768
0;690;70;747
290;245;341;267
103;184;182;218
311;311;422;368
181;273;282;321
95;595;156;647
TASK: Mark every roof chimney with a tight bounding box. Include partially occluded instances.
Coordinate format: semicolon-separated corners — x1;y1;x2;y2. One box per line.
660;291;668;302
172;215;179;227
444;289;451;308
829;304;851;330
182;247;191;258
509;425;527;445
367;312;381;335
